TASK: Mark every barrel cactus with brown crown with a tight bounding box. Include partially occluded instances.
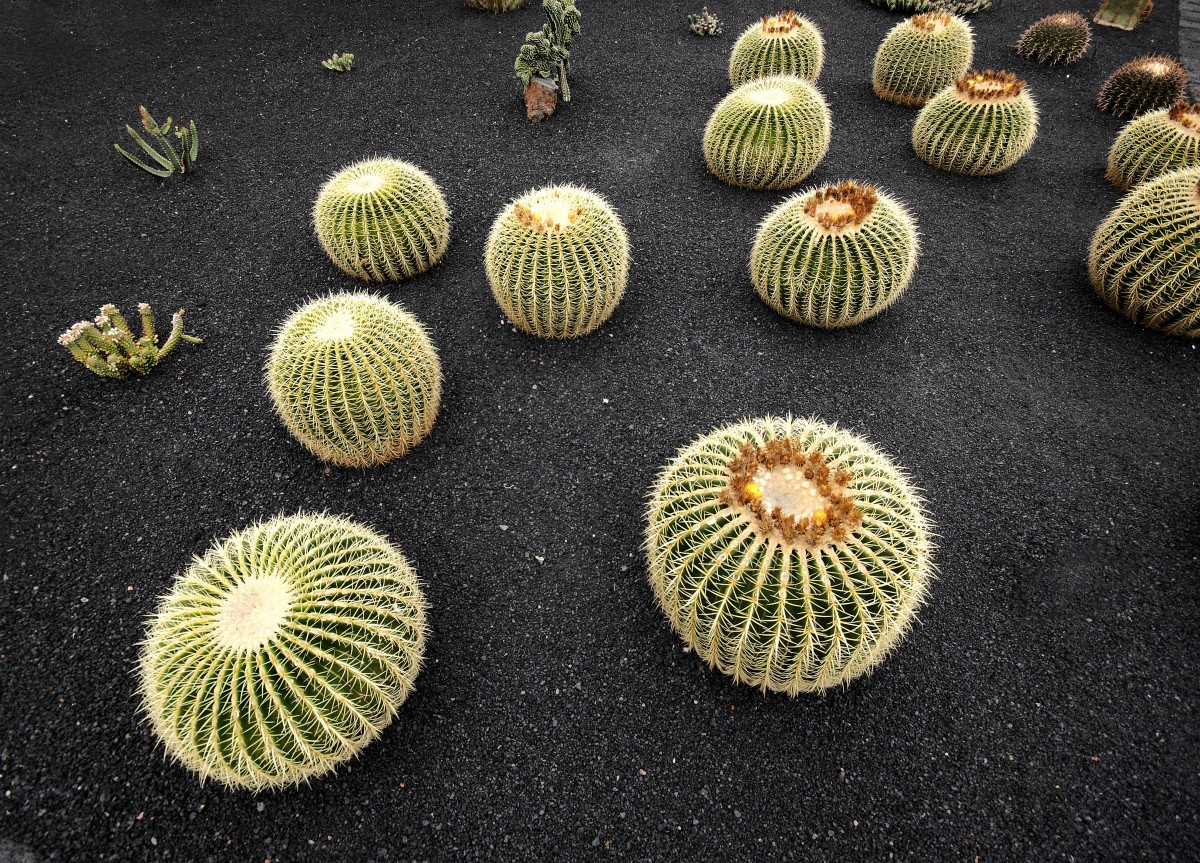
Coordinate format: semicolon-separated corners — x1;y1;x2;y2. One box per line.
728;11;824;86
912;70;1038;175
1098;56;1188;118
1106;103;1200;191
873;12;975;108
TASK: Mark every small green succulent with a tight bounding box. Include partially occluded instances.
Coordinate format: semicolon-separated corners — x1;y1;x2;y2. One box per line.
1015;12;1091;65
912;70;1038;175
321;52;354;72
59;303;201;379
114;106;199;178
688;7;723;36
873;11;974;107
728;11;823;87
1106;103;1200;191
467;0;524;10
1098;55;1189;118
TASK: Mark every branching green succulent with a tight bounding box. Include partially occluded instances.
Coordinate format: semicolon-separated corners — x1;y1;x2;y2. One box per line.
467;0;524;10
515;0;581;101
139;512;429;791
1098;56;1188;118
321;52;354;72
1106;104;1200;191
728;12;824;87
1015;12;1091;65
1089;167;1200;337
865;0;991;13
59;303;201;379
912;70;1038;175
702;75;832;190
688;7;723;36
1093;0;1154;30
873;12;974;107
750;181;920;328
645;415;935;695
114;106;199;178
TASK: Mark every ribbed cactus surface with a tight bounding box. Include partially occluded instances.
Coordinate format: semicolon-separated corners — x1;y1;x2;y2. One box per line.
873;12;974;108
1098;56;1189;118
750;181;920;328
645;416;935;695
912;70;1038;175
1014;12;1091;65
1106;103;1200;191
139;513;428;790
266;293;441;467
728;12;824;87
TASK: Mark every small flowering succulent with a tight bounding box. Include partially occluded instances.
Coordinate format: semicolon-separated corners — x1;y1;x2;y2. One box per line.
688;8;723;36
321;52;354;72
58;303;202;379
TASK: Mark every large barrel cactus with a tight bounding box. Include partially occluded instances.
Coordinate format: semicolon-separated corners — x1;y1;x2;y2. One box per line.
1106;103;1200;191
912;70;1038;175
728;12;824;87
1098;56;1188;118
873;12;974;108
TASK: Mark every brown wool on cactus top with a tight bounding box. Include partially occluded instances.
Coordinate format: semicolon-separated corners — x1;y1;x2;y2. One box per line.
760;11;803;35
956;69;1025;101
803;181;878;231
911;11;952;33
1170;103;1200;133
719;440;863;548
513;197;581;232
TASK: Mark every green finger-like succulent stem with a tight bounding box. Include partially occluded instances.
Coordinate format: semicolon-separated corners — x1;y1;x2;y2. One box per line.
728;12;824;87
266;292;442;467
873;12;974;107
912;69;1038;175
703;75;832;191
1097;56;1189;118
312;157;451;283
750;181;920;328
645;415;935;695
484;185;631;339
59;304;201;379
467;0;524;10
1088;168;1200;337
1014;12;1091;65
139;512;429;791
1106;103;1200;191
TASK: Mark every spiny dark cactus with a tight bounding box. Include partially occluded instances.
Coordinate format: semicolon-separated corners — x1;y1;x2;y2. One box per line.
1015;12;1091;65
1098;56;1188;117
515;0;582;102
114;106;199;178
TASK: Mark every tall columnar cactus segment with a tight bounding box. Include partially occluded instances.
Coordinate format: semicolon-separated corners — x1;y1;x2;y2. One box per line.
139;513;429;790
1014;12;1091;65
485;186;630;339
873;12;974;108
1088;168;1200;337
703;76;832;190
912;70;1038;175
1098;56;1189;118
645;416;934;695
313;157;450;282
728;12;824;86
1106;104;1200;191
750;181;920;328
267;293;441;467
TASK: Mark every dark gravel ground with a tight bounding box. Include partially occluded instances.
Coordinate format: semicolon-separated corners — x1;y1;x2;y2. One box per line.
2;1;1198;860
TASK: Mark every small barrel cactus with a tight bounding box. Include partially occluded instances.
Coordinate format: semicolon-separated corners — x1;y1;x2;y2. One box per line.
484;185;630;339
1088;167;1200;337
750;181;920;328
873;12;974;108
266;293;441;467
645;415;935;695
1106;103;1200;191
313;157;450;282
1014;12;1091;65
139;513;429;790
728;12;824;87
912;70;1038;175
1098;56;1189;118
703;75;832;191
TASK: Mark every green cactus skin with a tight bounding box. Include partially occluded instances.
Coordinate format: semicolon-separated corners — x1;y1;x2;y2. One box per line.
750;181;920;328
728;12;824;87
467;0;523;11
484;186;630;339
312;157;450;282
645;416;935;695
912;70;1038;175
1106;104;1200;191
266;293;441;468
866;0;991;13
873;12;974;108
1015;12;1091;65
1098;56;1189;118
703;76;832;191
1088;168;1200;337
139;512;428;791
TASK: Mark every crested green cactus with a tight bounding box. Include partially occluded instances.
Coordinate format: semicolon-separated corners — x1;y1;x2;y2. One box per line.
139;512;428;791
873;12;974;108
58;303;201;379
484;185;630;339
750;181;920;328
1106;103;1200;191
702;75;832;191
728;12;824;87
645;415;935;695
468;0;524;10
1088;167;1200;337
266;293;441;467
515;0;581;101
912;70;1038;175
114;106;199;178
1098;56;1188;118
866;0;991;13
312;157;450;282
1015;12;1091;65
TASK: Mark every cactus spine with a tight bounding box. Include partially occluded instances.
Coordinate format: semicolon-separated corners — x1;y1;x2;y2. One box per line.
1014;12;1091;65
1088;168;1200;337
912;70;1038;175
484;185;630;339
728;12;824;87
873;12;974;108
703;76;832;191
645;416;935;695
1098;56;1189;118
750;181;920;328
313;157;450;282
266;293;441;467
139;513;428;790
1106;104;1200;191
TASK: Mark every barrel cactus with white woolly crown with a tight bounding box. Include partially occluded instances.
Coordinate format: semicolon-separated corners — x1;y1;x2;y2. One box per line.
703;75;832;190
728;11;824;87
645;416;935;695
873;12;974;107
266;293;441;467
1106;103;1200;191
1089;168;1200;337
912;70;1038;175
750;181;920;328
313;157;450;282
139;512;428;791
484;185;630;339
1098;56;1188;118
